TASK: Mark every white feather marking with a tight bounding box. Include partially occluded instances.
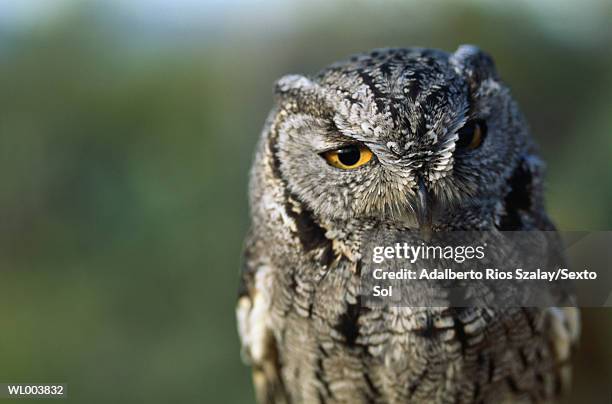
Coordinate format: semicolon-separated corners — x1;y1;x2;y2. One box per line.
236;264;275;365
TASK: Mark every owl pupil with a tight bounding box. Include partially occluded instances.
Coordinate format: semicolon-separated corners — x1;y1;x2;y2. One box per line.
456;119;487;150
337;146;361;166
457;121;477;148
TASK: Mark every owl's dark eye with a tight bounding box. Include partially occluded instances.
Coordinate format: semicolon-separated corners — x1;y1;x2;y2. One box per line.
456;119;487;150
321;144;373;169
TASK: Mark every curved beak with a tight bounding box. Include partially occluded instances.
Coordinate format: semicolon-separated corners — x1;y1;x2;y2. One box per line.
415;176;433;240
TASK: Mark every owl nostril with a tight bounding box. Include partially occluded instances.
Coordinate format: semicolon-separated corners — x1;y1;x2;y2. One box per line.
386;141;402;155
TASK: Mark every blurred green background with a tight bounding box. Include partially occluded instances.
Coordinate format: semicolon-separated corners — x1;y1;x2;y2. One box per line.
0;0;610;403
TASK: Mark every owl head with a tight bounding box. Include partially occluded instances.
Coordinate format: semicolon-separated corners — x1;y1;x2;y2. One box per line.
265;46;538;233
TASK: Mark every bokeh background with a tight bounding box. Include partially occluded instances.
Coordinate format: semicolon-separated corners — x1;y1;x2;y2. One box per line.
0;0;610;403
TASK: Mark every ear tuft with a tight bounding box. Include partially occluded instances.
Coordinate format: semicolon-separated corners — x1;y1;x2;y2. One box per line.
450;45;499;84
274;74;316;97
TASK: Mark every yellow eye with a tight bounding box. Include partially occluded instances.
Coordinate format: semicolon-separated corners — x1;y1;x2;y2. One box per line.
322;144;373;169
456;119;487;150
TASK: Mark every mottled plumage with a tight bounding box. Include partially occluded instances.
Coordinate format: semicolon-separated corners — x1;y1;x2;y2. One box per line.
237;46;579;403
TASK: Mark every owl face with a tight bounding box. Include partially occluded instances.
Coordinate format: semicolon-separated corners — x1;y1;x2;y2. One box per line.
270;46;528;230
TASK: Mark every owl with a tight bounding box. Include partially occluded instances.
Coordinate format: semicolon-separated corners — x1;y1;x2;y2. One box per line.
237;46;580;403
